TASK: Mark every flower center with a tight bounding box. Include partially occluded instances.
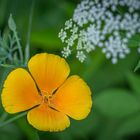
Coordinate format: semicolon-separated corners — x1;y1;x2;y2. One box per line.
43;95;52;102
41;90;53;105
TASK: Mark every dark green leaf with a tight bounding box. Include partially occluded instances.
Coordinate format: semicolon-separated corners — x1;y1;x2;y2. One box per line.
116;113;140;137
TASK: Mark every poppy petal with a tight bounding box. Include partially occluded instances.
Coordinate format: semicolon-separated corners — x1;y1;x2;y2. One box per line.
52;75;92;120
28;53;70;95
27;103;70;131
1;68;41;113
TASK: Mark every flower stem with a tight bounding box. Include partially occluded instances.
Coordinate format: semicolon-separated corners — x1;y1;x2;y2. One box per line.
0;112;27;128
25;0;35;65
13;30;24;64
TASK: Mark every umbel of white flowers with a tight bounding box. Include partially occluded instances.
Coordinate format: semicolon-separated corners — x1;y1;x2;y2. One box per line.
58;0;140;64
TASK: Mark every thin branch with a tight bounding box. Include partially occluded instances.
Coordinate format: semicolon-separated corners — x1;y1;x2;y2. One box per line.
0;112;27;128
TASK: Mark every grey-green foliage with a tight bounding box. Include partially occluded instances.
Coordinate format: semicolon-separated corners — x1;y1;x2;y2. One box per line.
0;15;22;67
0;32;18;64
8;14;16;32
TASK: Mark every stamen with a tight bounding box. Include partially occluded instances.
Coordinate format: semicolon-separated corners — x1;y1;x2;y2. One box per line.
40;90;54;105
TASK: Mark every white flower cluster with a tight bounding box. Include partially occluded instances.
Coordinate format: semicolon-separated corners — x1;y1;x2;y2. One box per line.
58;0;140;64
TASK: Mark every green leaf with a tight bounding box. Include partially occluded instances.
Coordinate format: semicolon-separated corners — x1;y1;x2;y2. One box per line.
69;109;97;139
49;110;97;140
126;72;140;98
128;34;140;48
0;123;23;140
134;60;140;72
8;14;16;31
17;117;40;140
96;120;122;140
0;33;9;49
116;113;140;137
0;48;7;57
94;89;140;118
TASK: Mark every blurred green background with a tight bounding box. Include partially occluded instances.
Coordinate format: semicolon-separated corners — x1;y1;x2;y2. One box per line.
0;0;140;140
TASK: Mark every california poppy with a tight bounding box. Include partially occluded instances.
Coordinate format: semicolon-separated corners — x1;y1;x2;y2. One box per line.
1;53;92;131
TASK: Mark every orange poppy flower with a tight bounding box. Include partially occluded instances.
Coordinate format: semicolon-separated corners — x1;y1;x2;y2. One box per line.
1;53;92;131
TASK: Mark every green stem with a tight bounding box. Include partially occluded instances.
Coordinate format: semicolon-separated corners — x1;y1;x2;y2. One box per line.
0;112;27;128
25;0;35;65
134;60;140;72
0;64;16;68
14;31;24;63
